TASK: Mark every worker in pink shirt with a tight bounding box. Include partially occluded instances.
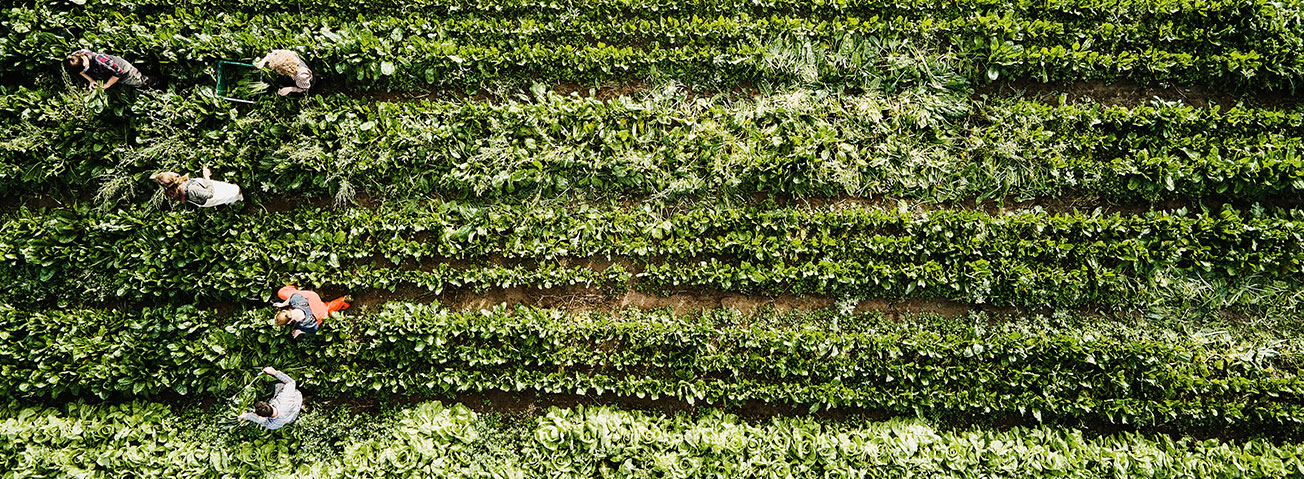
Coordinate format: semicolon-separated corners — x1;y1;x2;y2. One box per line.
272;285;350;337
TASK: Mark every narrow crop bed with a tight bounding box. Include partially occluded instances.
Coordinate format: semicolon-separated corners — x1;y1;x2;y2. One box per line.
6;399;1304;478
2;202;1300;312
3;304;1301;439
5;0;1300;90
3;88;1301;204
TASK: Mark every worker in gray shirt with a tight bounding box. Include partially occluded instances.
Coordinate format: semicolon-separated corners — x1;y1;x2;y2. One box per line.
151;165;243;207
238;367;302;430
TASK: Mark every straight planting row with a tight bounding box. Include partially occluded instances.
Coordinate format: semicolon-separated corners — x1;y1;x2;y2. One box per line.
1;202;1300;311
2;303;1300;439
9;400;1304;478
4;0;1300;91
40;0;1287;24
3;87;1302;204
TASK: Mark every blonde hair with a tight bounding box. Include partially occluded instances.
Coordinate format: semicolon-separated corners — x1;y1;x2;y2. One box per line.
265;51;302;77
274;310;294;327
151;171;188;187
151;171;190;201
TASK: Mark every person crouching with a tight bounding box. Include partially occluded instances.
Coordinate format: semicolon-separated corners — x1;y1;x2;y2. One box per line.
151;165;243;207
273;284;350;338
254;49;314;96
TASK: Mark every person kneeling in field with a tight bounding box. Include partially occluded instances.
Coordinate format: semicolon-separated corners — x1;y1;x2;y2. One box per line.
151;165;243;207
238;366;301;430
273;284;351;338
66;49;152;90
254;49;314;96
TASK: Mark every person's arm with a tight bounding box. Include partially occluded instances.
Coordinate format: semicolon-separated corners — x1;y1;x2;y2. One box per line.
238;411;273;428
264;366;296;392
202;165;212;181
277;86;307;96
100;76;120;89
79;71;96;88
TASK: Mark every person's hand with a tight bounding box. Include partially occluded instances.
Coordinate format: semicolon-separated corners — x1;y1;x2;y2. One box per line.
277;86;295;96
291;329;304;338
238;412;251;420
271;301;288;308
262;366;277;376
97;83;111;90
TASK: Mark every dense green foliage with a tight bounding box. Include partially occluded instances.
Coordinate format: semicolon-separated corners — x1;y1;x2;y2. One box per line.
2;87;1302;204
1;202;1300;311
4;0;1302;91
3;304;1301;437
5;0;1304;474
7;400;1304;478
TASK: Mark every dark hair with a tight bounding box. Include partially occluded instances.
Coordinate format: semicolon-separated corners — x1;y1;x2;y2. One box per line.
253;401;273;417
63;56;84;75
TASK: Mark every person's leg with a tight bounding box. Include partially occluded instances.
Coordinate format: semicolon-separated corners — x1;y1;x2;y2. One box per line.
276;285;299;302
325;296;351;316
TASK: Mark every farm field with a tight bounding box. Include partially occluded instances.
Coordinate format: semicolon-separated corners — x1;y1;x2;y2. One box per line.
2;0;1304;477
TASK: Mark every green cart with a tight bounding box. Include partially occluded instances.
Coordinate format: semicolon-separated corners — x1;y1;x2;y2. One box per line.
210;60;261;104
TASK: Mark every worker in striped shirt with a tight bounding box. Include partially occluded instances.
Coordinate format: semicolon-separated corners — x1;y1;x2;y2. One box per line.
238;367;302;430
65;49;150;90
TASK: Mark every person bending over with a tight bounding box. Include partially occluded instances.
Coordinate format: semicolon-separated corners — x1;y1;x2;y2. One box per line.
273;284;351;338
254;49;314;96
66;49;150;90
151;165;243;208
238;367;302;430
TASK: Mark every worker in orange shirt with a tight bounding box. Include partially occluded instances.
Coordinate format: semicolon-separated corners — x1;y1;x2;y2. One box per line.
272;285;351;338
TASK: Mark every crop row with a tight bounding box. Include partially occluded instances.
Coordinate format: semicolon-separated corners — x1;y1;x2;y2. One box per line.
10;400;1304;478
3;87;1301;203
41;0;1284;27
1;203;1300;309
3;303;1301;438
5;0;1300;90
45;0;1279;55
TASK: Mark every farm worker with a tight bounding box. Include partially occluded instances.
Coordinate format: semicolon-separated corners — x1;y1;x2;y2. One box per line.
254;49;314;96
273;284;351;338
238;367;302;430
65;49;151;90
151;165;243;207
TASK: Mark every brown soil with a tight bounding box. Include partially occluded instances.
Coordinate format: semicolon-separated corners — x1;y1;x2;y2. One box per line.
781;194;1210;217
555;80;649;101
328;282;1062;320
324;77;1293;110
976;79;1301;110
0;195;69;211
618;290;833;316
315;388;878;423
253;192;381;212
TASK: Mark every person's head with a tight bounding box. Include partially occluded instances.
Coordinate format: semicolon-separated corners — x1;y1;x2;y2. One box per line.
274;310;294;327
253;401;274;417
293;67;313;90
64;52;89;75
151;171;185;187
66;52;87;68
